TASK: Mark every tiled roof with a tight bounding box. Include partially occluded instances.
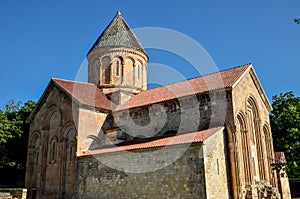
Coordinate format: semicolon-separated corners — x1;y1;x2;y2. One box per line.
52;78;114;111
118;63;251;109
88;11;146;55
81;127;224;156
274;152;287;163
51;64;251;111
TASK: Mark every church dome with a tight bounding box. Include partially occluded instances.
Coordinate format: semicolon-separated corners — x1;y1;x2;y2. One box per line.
87;11;146;55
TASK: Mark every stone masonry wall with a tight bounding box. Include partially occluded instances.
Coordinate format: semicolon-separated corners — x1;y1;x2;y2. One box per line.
203;129;230;198
110;90;232;143
77;143;207;199
26;86;77;199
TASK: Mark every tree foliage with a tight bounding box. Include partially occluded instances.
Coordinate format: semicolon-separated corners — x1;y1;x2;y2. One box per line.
270;91;300;181
0;100;36;169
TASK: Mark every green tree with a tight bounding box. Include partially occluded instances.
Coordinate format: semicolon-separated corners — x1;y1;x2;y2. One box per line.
0;100;23;168
0;100;36;186
270;91;300;181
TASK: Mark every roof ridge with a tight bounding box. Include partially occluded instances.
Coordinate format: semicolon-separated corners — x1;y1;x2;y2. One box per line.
114;63;252;110
142;63;252;93
52;78;96;86
52;78;115;111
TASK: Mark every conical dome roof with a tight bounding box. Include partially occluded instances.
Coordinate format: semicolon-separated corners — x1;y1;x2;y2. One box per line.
88;11;146;55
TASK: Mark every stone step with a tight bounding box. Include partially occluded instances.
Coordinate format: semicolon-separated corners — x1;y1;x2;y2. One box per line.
0;192;12;199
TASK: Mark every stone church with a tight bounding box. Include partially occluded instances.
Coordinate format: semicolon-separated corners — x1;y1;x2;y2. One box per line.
25;12;290;198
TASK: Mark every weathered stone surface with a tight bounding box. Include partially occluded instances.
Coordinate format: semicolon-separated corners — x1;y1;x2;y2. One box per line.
77;144;207;199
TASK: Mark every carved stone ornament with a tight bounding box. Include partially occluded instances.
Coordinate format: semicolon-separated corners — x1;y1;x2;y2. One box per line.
256;180;280;199
239;181;280;199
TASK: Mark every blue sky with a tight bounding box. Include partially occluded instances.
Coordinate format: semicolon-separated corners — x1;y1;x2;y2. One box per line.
0;0;299;107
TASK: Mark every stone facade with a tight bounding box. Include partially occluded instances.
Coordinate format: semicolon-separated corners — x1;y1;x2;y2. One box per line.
231;70;280;198
108;90;231;143
203;129;231;198
78;144;207;199
25;11;289;199
25;86;77;199
77;129;230;199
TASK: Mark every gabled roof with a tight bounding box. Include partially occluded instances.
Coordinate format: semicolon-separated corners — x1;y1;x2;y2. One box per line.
26;78;115;123
88;11;146;55
118;63;252;109
52;78;114;110
81;127;224;156
27;63;272;123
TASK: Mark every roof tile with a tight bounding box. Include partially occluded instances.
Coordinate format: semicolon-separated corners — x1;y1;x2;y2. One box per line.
52;78;114;110
52;64;251;111
274;152;287;163
118;63;251;109
81;127;223;156
88;11;146;55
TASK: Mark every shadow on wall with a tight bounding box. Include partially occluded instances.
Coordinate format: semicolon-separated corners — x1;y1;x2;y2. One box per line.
290;181;300;198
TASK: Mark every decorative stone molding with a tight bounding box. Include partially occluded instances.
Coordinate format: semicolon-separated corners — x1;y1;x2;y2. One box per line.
256;180;280;199
239;181;280;199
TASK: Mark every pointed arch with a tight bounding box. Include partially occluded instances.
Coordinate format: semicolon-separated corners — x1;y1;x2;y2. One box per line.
60;123;77;198
29;131;41;147
236;111;252;185
85;135;102;150
246;96;266;181
125;56;135;63
64;126;76;161
123;57;134;85
63;123;76;141
44;105;61;129
29;131;42;167
101;56;111;84
246;95;260;117
27;131;42;190
90;58;100;84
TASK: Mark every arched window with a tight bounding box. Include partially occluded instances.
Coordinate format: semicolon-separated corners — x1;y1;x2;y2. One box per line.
136;61;142;81
216;158;220;175
50;137;58;163
102;57;111;84
137;65;141;79
90;59;100;84
32;135;41;165
116;61;120;76
63;126;76;162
